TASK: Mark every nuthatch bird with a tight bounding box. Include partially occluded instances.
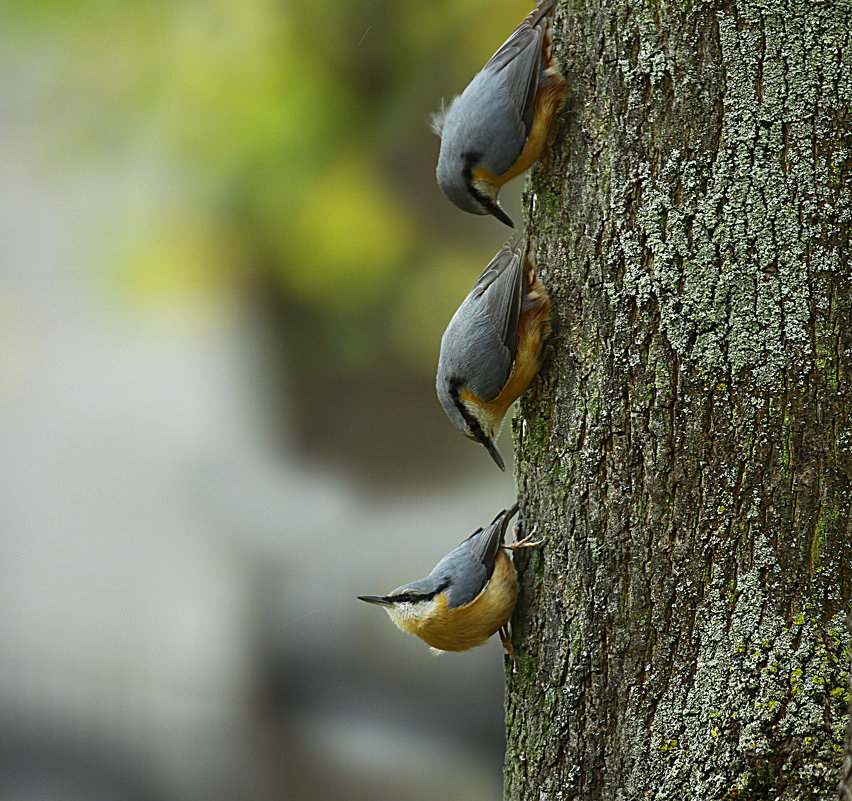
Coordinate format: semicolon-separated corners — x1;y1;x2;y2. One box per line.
432;0;567;227
358;503;541;656
436;242;551;470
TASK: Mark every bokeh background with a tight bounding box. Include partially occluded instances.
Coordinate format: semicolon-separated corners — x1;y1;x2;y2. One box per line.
0;1;537;798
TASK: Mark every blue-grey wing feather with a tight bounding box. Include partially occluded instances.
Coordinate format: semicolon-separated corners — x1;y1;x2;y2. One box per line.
445;244;522;401
470;244;524;359
482;16;546;133
429;505;518;608
427;538;490;609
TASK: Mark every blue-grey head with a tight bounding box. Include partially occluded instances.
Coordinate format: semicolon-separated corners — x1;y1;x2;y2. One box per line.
432;95;516;228
357;574;449;635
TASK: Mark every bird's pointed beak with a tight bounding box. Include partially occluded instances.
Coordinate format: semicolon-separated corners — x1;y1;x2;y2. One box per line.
484;438;506;471
491;205;514;228
357;595;393;607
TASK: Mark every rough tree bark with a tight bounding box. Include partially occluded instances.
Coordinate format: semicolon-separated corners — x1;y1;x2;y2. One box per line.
841;614;852;800
506;1;852;799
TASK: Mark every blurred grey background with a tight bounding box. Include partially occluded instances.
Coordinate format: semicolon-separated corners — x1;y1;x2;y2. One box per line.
0;1;533;798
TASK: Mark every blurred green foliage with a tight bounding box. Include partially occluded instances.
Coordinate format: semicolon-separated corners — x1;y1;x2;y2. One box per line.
5;0;530;377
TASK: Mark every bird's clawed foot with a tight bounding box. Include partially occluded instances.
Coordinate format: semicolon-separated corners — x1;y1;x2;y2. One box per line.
499;625;519;673
507;523;544;551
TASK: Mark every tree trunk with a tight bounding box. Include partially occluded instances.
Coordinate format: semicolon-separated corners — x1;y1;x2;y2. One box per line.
506;1;852;799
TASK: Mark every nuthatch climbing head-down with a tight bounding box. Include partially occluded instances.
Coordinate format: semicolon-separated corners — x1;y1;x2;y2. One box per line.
436;241;551;470
358;503;541;655
432;0;567;227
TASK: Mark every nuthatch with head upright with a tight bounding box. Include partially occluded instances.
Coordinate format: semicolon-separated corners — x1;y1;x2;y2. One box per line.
432;0;567;227
436;242;551;470
358;503;541;656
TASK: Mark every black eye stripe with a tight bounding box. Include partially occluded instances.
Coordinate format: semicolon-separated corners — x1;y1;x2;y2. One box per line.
461;151;481;180
461;152;502;216
392;579;450;604
449;378;488;446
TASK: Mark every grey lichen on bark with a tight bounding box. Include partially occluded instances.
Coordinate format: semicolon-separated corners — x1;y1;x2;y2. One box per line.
506;1;852;799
